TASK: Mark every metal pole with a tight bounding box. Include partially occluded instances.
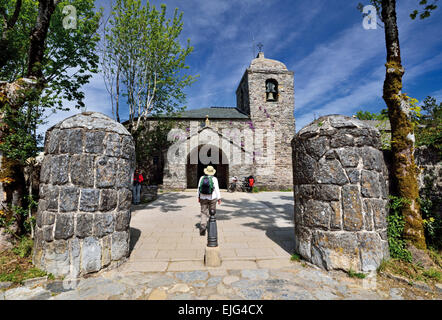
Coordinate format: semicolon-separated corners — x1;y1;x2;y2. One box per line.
207;208;218;247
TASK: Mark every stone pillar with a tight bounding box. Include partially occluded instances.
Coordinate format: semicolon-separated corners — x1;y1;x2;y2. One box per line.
33;112;135;278
292;115;389;272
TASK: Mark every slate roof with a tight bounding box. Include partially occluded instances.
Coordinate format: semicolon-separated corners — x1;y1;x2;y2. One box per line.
170;106;250;120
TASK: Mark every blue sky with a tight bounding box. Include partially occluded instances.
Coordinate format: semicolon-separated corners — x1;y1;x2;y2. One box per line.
42;0;442;133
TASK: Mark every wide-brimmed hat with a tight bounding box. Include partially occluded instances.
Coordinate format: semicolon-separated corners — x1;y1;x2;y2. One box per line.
204;165;216;176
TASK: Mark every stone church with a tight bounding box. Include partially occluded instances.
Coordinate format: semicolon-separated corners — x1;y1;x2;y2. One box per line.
145;52;295;191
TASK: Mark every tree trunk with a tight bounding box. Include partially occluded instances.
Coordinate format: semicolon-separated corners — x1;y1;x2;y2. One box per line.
0;0;58;237
27;0;58;79
381;0;426;250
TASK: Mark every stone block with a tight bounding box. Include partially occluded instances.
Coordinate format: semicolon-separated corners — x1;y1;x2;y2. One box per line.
116;159;131;188
205;246;222;267
81;237;102;273
329;201;342;230
317;158;348;185
37;198;48;213
303;199;331;229
40;156;51;183
101;235;111;267
85;131;105;154
293;146;317;184
115;210;131;231
294;225;312;260
357;232;384;272
336;147;360;168
46;186;59;212
118;189;132;211
111;231;129;261
345;168;360;184
75;213;93;238
362;147;384;172
70;155;94;187
364;199;388;230
330;133;354;148
104;133;121;157
302;136;329;160
99;189;118;212
363;202;374;231
50;155;69;185
361;170;381;198
121;135;135;160
46;130;59;154
42;225;54;242
342;185;363;231
94;213;114;237
70;237;81;278
43;211;55;226
79;189;100;212
59;129;83;154
95;156;117;188
36;211;43;228
44;240;70;276
59;186;79;212
311;231;361;271
314;185;340;201
54;214;74;240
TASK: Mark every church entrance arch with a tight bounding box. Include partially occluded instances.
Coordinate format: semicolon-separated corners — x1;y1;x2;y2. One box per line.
186;144;229;189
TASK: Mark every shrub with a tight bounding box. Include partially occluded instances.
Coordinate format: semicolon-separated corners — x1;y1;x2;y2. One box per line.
12;236;34;258
387;196;413;262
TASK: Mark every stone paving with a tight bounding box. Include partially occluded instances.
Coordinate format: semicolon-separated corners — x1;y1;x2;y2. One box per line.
121;191;296;273
1;191;441;300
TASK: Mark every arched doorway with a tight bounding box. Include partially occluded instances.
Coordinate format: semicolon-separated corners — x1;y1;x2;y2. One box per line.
187;145;228;189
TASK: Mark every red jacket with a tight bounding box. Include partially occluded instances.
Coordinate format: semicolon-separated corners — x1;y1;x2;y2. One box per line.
133;173;144;184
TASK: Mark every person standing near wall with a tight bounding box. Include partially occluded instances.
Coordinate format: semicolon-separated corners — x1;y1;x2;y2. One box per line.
197;166;221;236
133;169;144;205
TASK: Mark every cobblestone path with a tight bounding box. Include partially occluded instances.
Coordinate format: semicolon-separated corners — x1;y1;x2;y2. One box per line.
1;192;440;300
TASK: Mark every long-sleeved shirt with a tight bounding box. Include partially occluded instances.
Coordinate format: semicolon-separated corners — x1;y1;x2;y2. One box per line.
197;175;221;200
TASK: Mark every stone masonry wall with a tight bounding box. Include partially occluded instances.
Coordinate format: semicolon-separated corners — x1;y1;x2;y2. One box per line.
293;115;389;272
33;112;135;278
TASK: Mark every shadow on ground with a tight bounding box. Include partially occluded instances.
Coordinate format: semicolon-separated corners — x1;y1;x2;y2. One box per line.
216;193;295;255
132;192;193;213
129;227;141;254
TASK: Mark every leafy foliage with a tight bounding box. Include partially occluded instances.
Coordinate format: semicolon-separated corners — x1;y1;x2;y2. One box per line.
415;96;442;153
1;0;103;110
419;172;442;250
410;0;439;19
387;196;413;262
355;109;388;121
102;0;196;130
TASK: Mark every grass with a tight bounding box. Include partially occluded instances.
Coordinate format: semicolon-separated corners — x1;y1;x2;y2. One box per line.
290;253;301;262
377;255;442;284
348;269;366;279
0;236;50;286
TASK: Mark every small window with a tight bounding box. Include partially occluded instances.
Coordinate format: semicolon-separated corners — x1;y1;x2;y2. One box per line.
265;79;278;102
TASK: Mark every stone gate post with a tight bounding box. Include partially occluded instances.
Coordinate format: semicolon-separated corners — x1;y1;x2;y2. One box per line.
33;112;135;278
292;115;389;272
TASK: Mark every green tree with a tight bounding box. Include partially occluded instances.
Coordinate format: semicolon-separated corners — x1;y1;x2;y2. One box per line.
359;0;439;250
102;0;196;132
0;0;102;237
355;109;388;120
415;96;442;151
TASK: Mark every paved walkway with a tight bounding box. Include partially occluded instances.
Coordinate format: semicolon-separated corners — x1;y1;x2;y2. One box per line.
1;191;441;300
120;191;296;273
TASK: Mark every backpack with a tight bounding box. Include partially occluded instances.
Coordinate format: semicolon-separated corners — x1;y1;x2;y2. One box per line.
199;176;214;195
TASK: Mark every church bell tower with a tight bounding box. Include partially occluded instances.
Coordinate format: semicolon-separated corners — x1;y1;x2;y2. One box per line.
235;51;295;190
